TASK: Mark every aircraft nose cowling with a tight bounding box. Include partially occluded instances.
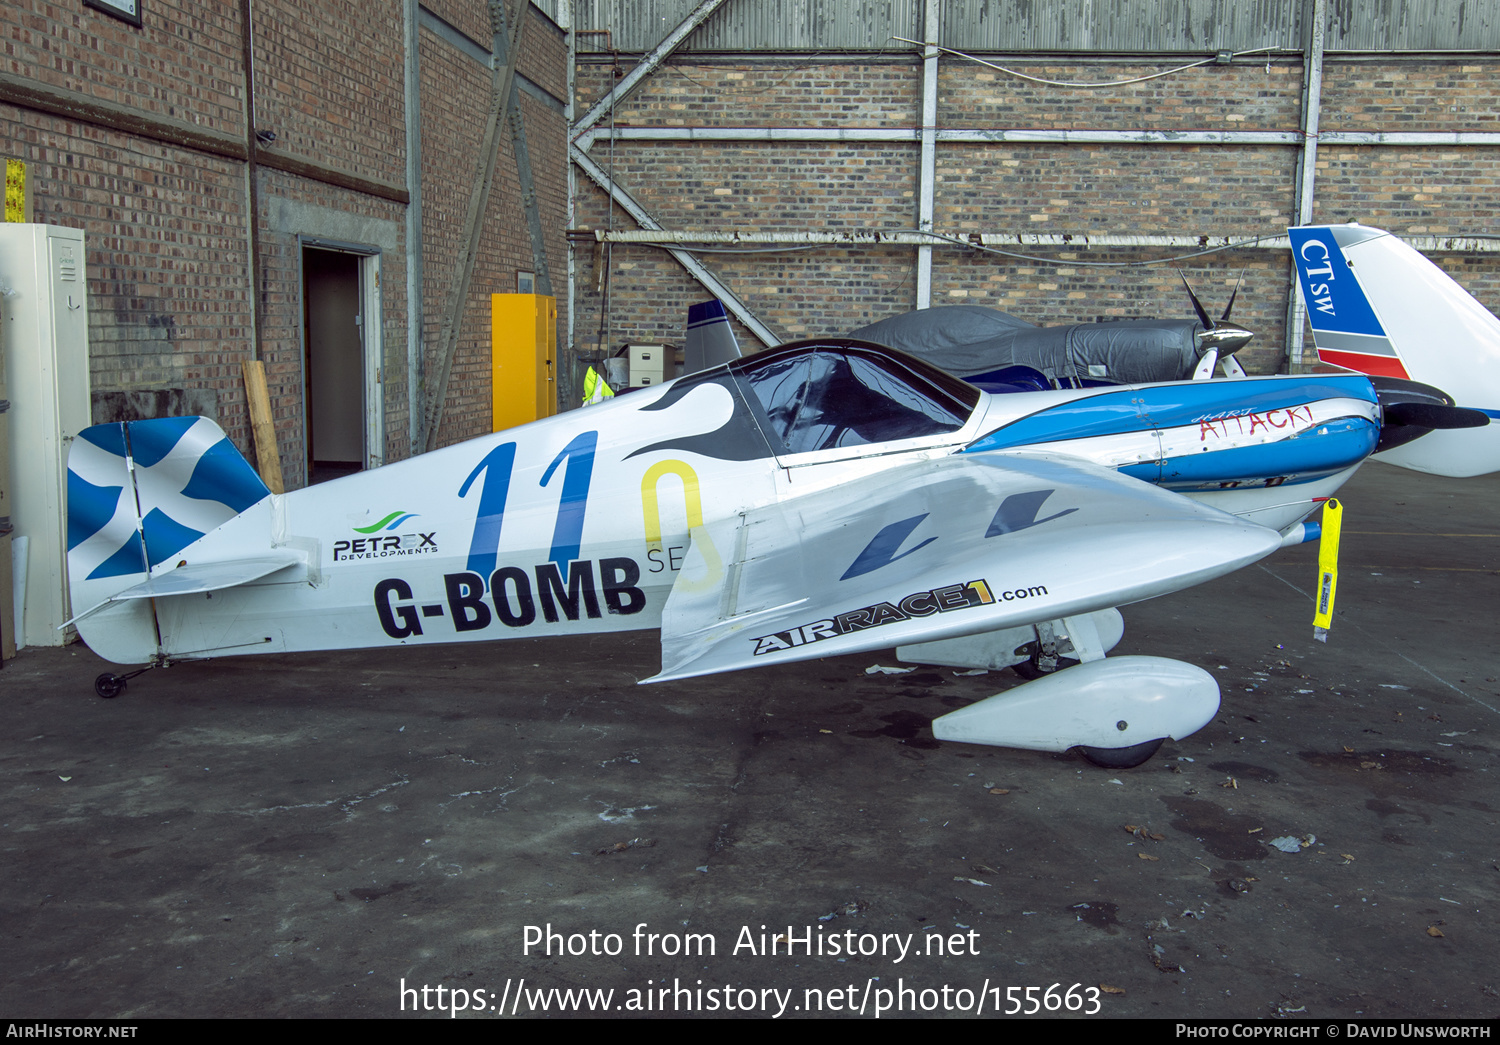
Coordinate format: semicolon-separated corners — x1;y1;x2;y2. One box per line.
930;656;1221;752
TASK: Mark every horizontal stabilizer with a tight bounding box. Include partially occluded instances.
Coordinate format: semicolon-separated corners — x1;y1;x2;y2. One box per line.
65;554;301;627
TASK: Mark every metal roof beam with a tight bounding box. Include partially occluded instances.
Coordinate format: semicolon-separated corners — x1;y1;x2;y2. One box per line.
582;228;1500;254
580;125;1500;147
915;0;940;309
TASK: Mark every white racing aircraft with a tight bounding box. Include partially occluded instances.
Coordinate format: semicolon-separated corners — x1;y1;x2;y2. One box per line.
65;225;1493;767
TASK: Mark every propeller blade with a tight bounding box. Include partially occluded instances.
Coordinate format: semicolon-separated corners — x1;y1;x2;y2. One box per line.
1192;348;1219;380
1220;269;1246;324
1179;271;1214;330
1384;402;1490;430
1371;375;1491;453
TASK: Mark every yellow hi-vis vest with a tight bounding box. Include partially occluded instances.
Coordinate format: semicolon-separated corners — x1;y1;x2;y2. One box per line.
582;366;615;406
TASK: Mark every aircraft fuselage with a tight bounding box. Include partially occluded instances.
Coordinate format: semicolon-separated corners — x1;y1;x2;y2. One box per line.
69;344;1381;668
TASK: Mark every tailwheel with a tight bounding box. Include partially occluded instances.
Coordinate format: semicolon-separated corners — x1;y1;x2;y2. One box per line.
91;665;156;699
1075;738;1165;769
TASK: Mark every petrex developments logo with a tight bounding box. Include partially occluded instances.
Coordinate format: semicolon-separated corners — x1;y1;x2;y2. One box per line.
354;510;421;534
335;510;439;563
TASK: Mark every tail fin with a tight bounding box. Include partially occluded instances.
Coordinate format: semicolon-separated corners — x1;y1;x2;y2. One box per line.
67;416;273;662
684;299;742;374
1289;224;1500;476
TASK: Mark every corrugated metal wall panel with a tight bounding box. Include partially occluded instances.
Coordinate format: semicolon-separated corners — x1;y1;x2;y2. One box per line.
573;0;919;51
942;0;1301;53
573;0;674;52
692;0;922;50
571;0;1500;53
1326;0;1500;50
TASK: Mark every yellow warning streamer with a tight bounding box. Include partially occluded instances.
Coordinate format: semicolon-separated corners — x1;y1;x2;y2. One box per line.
1313;498;1343;642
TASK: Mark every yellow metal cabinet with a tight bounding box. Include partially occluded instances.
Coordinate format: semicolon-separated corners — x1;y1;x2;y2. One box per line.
491;294;557;431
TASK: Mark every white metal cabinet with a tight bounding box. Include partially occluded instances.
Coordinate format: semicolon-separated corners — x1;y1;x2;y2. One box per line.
0;224;90;646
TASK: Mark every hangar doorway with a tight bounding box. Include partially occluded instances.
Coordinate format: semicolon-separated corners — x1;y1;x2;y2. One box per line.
302;243;383;485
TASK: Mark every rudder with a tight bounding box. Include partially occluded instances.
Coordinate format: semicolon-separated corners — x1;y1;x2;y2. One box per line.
67;417;271;662
1289;224;1500;476
684;299;742;375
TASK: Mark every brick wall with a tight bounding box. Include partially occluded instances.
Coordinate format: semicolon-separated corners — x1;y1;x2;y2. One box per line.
251;0;407;188
416;21;492;447
1320;62;1500;134
2;0;569;484
938;60;1300;130
1;0;256;441
1;0;247;135
577;59;920;127
0;103;256;439
573;54;1500;377
423;0;491;52
517;1;568;103
420;3;569;444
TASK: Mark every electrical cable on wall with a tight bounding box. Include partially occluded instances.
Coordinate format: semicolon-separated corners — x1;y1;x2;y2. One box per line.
890;38;1279;89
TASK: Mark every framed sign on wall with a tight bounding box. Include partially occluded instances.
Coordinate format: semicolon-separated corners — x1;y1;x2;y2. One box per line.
84;0;142;28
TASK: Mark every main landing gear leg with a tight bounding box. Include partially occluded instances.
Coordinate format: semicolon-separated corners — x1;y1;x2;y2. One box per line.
896;609;1124;674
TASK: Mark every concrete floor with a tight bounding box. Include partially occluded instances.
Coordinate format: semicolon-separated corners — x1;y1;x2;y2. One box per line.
1;461;1496;1019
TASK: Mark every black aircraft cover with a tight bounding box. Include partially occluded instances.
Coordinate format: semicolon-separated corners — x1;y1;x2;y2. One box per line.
849;306;1203;386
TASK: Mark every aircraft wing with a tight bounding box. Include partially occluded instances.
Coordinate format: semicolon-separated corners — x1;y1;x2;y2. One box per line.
650;451;1281;682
